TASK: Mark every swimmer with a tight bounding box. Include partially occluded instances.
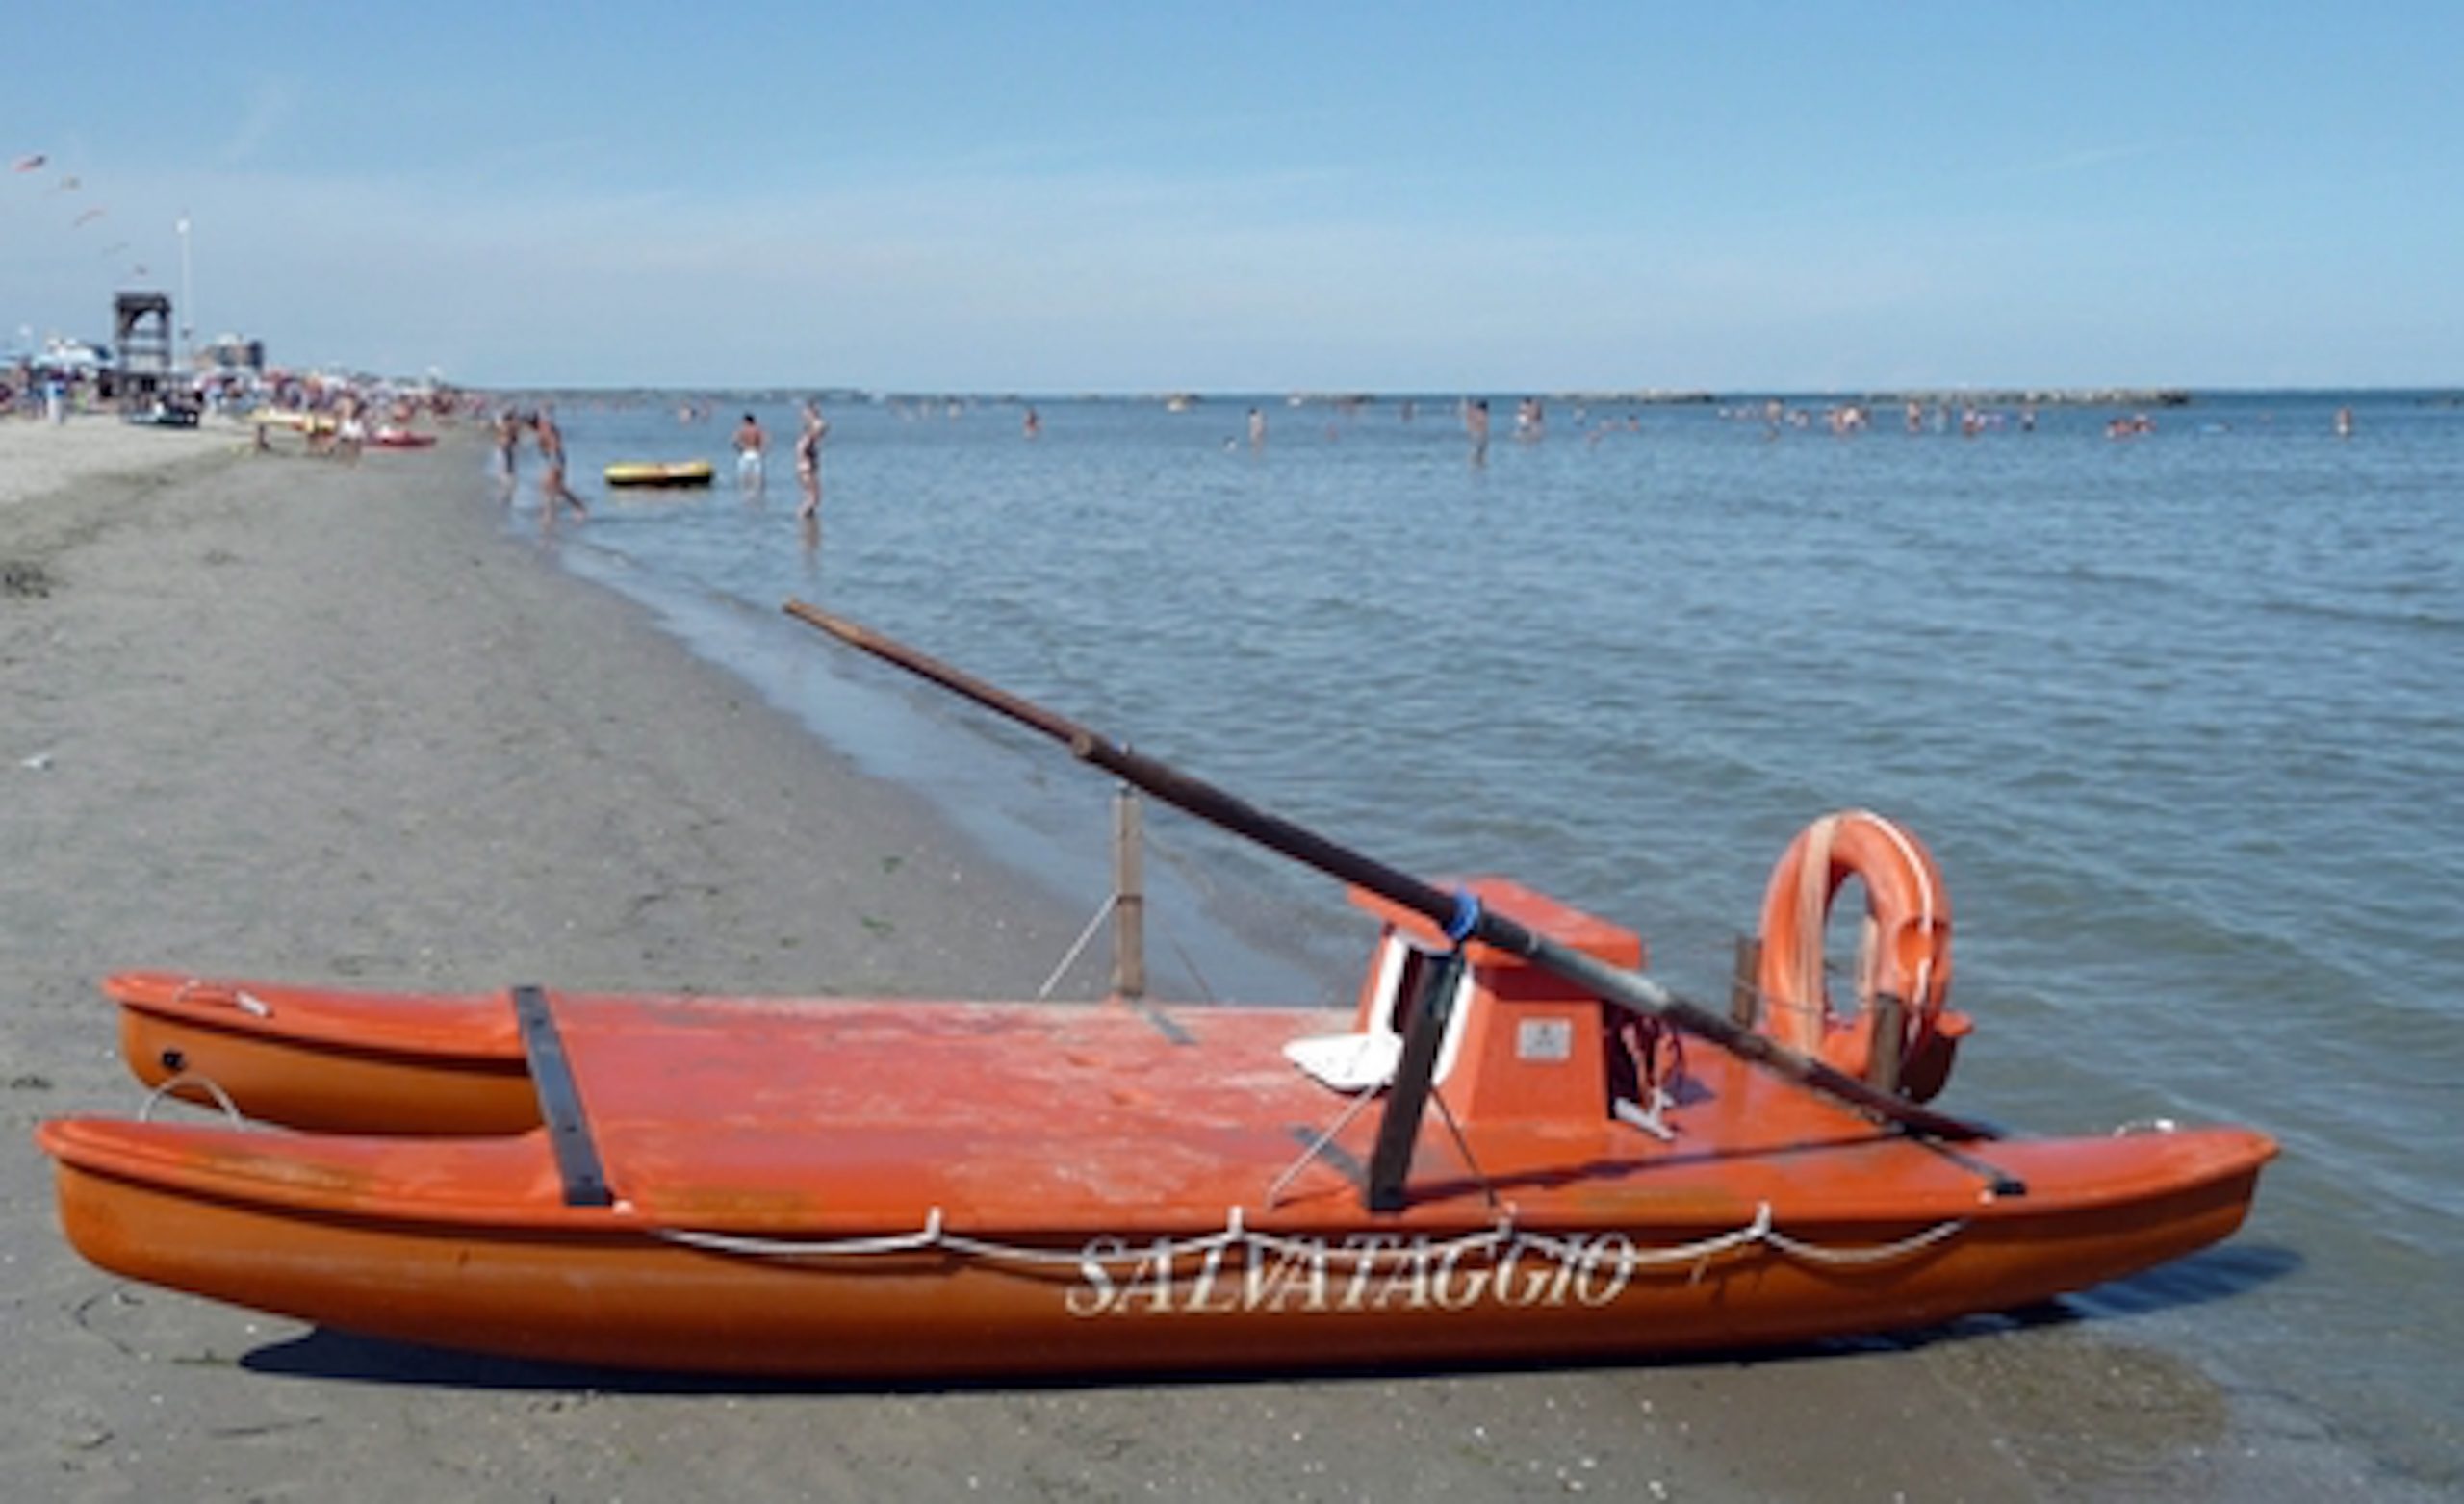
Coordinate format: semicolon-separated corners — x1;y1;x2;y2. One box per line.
535;408;587;516
492;408;521;481
794;400;829;519
734;411;767;495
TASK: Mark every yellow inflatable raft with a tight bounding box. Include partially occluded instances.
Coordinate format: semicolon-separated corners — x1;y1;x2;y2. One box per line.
603;460;715;489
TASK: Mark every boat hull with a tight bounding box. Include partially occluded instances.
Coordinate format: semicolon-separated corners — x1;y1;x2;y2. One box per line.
112;973;535;1135
45;1129;2264;1378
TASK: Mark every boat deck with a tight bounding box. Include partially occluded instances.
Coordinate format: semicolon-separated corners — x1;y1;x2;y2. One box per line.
542;992;2008;1233
66;984;2272;1242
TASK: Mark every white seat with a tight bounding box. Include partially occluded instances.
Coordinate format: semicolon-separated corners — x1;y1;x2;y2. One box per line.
1282;1032;1403;1093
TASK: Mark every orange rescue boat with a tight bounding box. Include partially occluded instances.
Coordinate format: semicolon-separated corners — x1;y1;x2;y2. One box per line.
47;872;2271;1379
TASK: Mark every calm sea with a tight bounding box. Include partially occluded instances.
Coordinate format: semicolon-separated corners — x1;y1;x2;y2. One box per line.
501;388;2460;1490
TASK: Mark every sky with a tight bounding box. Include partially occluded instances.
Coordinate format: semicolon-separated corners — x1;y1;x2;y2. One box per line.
6;3;2459;393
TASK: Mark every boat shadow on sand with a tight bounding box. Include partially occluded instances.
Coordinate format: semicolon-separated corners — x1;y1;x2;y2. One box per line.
236;1240;2297;1395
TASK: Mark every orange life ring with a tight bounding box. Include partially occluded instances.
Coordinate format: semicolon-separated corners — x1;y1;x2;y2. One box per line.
1756;810;1969;1102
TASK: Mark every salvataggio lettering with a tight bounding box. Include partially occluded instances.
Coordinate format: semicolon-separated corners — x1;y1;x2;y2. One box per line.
1065;1232;1639;1317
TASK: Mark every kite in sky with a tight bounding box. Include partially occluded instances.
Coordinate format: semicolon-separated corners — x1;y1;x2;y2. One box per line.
11;152;44;172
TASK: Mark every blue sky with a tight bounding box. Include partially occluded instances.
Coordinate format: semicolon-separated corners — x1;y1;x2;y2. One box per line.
6;3;2457;391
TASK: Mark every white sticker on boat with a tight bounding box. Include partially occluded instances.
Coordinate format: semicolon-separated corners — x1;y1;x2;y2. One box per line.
1516;1017;1574;1061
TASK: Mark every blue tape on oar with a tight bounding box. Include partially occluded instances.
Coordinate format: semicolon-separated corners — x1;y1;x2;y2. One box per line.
1443;889;1482;948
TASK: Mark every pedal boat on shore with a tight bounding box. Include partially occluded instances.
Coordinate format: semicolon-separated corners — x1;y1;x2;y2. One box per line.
603;459;714;489
43;875;2272;1380
248;409;332;434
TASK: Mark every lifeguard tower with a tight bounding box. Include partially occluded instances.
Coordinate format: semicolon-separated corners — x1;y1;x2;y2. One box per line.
113;292;173;402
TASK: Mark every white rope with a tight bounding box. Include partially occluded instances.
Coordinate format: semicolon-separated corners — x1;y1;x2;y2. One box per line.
1161;929;1220;1004
1033;894;1219;1003
1765;1216;1968;1265
1496;1204;1778;1269
650;1201;1966;1272
138;1072;245;1126
1264;1083;1384;1208
1036;895;1117;1000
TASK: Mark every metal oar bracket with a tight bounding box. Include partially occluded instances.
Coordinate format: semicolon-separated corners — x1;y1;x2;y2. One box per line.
1365;947;1466;1211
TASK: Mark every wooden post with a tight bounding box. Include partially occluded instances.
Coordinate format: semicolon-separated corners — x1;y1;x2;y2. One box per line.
1112;784;1146;1002
1730;936;1762;1028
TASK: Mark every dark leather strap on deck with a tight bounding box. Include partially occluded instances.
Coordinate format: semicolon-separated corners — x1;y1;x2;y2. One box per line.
512;984;614;1208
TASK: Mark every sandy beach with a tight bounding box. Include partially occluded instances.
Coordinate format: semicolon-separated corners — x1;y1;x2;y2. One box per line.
2;418;2329;1502
0;413;240;508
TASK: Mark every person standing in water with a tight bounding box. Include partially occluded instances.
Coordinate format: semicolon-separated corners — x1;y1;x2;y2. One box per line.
535;408;587;518
335;394;367;465
1246;406;1267;450
492;408;522;486
1464;397;1491;465
734;411;767;495
794;400;829;519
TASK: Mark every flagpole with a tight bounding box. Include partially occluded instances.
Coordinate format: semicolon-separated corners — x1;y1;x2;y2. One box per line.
176;212;192;368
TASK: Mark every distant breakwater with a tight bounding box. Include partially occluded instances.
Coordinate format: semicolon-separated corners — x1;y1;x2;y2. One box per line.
1865;387;2193;407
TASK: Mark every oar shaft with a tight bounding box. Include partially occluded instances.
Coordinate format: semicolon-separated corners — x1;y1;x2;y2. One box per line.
785;602;1455;913
783;600;1996;1142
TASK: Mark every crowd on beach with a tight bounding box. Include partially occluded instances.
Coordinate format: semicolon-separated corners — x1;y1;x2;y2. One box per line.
0;349;513;491
0;355;114;422
1;353;472;436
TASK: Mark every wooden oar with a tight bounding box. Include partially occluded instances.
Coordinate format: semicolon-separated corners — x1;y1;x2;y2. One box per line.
783;599;2000;1144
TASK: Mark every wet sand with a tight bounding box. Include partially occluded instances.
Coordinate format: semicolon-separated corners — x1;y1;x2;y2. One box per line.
0;420;2320;1501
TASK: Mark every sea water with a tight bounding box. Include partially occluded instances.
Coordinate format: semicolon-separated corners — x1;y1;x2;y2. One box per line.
504;389;2461;1490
